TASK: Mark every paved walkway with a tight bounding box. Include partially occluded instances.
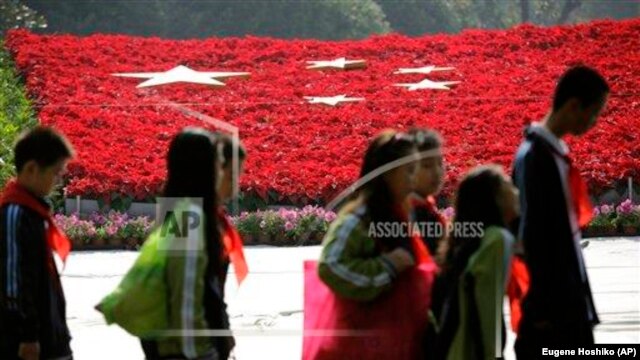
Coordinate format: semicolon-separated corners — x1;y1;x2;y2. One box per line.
62;238;640;359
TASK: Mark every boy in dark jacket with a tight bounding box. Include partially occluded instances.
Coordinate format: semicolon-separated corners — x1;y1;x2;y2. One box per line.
512;66;609;358
0;127;74;360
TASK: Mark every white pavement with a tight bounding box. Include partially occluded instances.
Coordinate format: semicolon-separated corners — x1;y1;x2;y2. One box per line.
62;238;640;360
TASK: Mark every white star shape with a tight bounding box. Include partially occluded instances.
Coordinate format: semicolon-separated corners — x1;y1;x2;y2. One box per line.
394;65;455;75
394;79;461;91
304;95;365;106
306;57;366;70
112;65;250;88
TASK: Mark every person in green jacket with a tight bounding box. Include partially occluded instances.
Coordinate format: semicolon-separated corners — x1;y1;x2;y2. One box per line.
140;128;233;360
429;165;519;360
319;129;421;302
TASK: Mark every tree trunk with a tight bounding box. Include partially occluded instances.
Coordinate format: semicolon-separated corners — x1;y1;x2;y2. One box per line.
558;0;582;24
521;0;530;23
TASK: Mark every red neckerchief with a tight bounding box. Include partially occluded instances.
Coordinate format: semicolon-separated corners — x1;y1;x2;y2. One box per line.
563;155;594;228
0;179;71;264
506;256;529;333
217;207;249;285
392;203;432;264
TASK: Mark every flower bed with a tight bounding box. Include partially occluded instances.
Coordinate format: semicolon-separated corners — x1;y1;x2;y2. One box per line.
55;211;153;250
4;19;640;205
233;206;337;246
56;200;639;250
584;199;640;237
56;206;339;248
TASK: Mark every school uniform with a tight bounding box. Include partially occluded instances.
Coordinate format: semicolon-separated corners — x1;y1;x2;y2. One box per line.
140;204;244;360
429;226;513;360
512;124;599;358
0;180;73;360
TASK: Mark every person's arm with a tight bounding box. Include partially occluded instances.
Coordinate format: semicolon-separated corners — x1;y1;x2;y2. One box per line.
467;228;513;360
164;209;216;359
4;205;41;354
318;214;413;302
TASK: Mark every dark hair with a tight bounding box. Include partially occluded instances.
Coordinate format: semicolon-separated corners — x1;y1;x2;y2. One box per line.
408;127;443;152
356;130;417;249
552;65;609;112
218;133;246;168
14;126;74;173
438;165;506;272
163;127;221;272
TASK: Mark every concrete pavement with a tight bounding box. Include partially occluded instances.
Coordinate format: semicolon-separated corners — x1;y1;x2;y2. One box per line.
61;238;640;359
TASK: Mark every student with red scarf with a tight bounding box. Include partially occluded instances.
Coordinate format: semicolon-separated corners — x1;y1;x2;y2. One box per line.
216;134;249;288
407;128;447;255
306;130;434;360
512;66;609;358
0;127;75;360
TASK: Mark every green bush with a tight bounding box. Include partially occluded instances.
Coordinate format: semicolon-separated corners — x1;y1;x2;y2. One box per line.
0;41;38;189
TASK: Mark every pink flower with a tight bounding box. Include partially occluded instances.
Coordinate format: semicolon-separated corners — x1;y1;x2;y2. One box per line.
106;224;118;236
324;212;337;222
442;207;455;219
616;199;634;215
600;205;613;215
285;221;294;231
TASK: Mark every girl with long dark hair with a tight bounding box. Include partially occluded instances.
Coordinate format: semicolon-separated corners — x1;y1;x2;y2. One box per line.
141;128;233;360
318;129;425;301
307;130;435;360
430;165;519;360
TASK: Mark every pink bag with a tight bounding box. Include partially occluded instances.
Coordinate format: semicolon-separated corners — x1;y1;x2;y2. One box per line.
302;261;436;360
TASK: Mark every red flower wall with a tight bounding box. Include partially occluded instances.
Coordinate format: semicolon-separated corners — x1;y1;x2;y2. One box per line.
5;19;640;203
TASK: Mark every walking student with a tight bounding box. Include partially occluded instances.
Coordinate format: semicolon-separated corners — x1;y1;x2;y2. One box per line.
429;165;518;360
0;127;75;360
512;66;609;358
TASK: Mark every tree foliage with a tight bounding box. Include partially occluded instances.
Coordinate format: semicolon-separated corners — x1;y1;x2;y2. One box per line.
0;0;45;36
23;0;391;39
2;1;639;39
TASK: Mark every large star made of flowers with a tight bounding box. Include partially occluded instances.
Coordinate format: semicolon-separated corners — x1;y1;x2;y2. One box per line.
112;65;250;88
306;57;366;71
304;95;365;106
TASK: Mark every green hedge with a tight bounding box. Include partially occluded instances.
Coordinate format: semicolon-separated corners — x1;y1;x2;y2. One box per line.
0;40;38;189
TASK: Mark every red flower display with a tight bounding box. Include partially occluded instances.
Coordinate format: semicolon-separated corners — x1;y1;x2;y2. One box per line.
5;19;640;203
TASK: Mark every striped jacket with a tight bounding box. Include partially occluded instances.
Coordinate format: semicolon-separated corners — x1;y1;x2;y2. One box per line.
149;202;231;360
318;206;399;302
0;200;72;359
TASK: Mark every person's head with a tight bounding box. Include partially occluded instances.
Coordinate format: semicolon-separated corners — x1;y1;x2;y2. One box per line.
438;165;519;268
218;133;246;203
347;129;418;244
164;127;221;206
14;126;74;197
359;129;418;206
164;127;223;268
454;165;519;227
408;128;445;197
551;65;609;136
